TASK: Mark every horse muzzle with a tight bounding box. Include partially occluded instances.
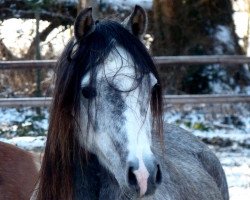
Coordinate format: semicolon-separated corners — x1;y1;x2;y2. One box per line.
126;158;162;197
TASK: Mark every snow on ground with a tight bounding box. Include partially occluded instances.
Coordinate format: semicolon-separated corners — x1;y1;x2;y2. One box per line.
164;104;250;200
212;147;250;200
0;136;46;151
0;107;48;136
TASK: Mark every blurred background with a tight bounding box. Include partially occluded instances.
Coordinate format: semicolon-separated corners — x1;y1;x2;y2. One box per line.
0;0;249;199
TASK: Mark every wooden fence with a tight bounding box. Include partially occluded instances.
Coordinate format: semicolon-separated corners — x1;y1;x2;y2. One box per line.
1;55;250;69
1;55;250;107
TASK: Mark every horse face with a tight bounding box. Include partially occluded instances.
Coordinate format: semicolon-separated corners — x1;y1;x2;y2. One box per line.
78;47;162;198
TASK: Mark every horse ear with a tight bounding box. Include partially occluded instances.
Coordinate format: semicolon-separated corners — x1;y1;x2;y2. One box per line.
74;7;95;41
123;5;148;38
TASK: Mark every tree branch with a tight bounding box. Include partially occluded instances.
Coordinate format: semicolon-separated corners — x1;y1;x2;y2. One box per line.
0;0;77;25
26;21;61;59
0;39;17;60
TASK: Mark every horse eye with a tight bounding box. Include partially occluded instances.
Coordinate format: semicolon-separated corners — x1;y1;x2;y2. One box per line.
82;86;97;99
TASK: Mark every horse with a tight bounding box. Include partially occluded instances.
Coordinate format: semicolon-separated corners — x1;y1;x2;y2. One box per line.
32;5;229;200
0;141;39;200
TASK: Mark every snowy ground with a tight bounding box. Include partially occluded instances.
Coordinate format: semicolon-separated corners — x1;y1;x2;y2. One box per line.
0;105;250;200
164;104;250;200
210;146;250;200
0;107;48;137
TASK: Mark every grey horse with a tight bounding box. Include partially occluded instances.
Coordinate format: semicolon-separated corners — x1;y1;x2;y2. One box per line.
32;5;229;200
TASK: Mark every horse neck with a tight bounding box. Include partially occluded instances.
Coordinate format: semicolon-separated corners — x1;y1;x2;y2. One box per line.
73;153;100;199
73;153;122;200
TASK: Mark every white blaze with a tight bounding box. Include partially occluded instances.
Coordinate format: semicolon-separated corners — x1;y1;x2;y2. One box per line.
106;46;154;196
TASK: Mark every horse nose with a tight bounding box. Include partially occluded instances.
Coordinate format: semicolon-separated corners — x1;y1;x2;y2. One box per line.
127;159;162;197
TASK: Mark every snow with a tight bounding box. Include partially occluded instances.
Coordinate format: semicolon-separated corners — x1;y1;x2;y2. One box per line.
61;0;78;2
215;25;233;45
164;104;250;200
55;0;153;10
52;0;78;3
102;0;153;10
244;86;250;95
0;107;48;136
192;129;249;141
214;147;250;200
0;136;46;151
214;25;235;54
209;79;236;94
229;187;250;200
164;104;250;143
199;63;246;94
0;108;33;122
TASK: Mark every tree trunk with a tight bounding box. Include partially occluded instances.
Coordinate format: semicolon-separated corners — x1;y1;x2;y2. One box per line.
152;0;249;94
77;0;99;15
78;0;87;13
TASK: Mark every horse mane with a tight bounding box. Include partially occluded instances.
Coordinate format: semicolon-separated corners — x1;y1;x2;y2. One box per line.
36;20;163;200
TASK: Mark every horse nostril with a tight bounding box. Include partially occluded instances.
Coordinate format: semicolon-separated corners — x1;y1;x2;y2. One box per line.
155;164;162;184
128;166;138;186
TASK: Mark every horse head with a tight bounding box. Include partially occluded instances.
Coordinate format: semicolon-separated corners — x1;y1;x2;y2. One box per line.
74;6;163;198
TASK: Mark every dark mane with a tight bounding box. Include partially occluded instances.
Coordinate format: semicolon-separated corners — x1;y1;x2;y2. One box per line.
36;20;163;200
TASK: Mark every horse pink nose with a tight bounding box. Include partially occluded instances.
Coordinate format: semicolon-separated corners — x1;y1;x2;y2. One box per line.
127;160;162;197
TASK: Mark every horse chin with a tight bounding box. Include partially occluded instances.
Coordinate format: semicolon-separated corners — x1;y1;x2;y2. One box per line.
120;185;157;199
120;186;139;199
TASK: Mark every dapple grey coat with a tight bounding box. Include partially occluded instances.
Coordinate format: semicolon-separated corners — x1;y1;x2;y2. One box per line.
74;123;229;200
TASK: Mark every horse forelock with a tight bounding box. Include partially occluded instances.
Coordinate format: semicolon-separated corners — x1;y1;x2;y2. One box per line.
37;19;163;200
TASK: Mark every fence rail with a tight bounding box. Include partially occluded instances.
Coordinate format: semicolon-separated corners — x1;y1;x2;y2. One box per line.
0;60;55;70
163;94;250;104
1;55;250;70
1;95;250;107
154;55;250;65
0;97;52;107
1;56;250;107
